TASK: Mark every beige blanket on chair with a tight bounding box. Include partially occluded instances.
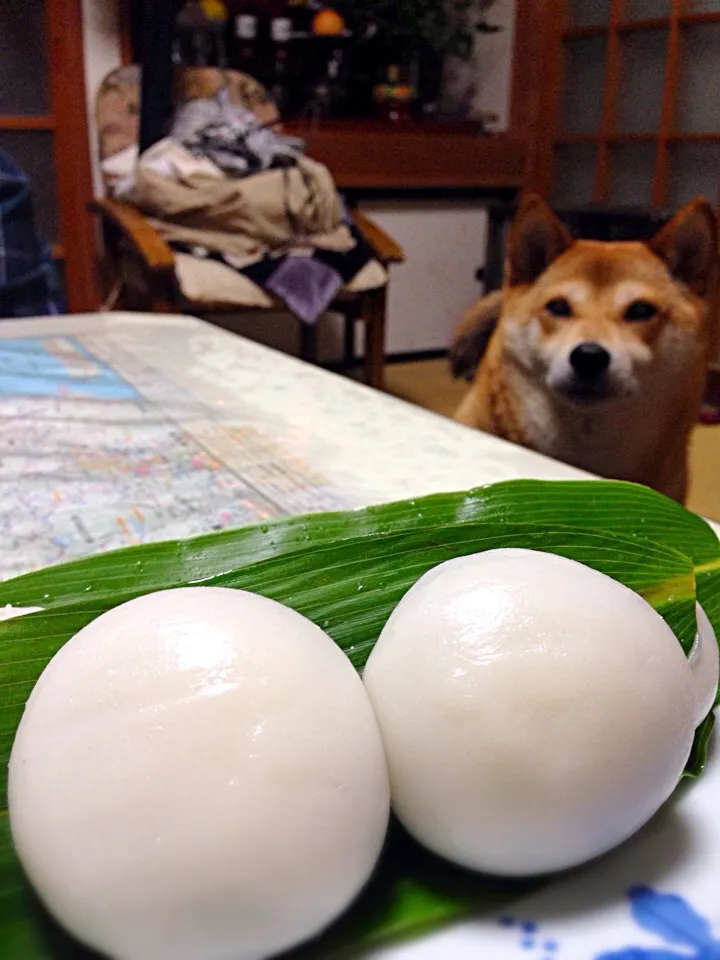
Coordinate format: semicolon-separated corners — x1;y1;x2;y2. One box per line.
122;138;352;261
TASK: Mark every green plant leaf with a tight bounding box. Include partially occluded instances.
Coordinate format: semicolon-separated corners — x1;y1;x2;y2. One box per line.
0;814;42;958
1;480;716;627
0;479;717;960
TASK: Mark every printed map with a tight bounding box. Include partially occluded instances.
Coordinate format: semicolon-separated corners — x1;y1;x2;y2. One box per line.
0;335;350;579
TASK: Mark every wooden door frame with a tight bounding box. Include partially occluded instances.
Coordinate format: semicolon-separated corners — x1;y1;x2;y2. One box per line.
509;0;567;197
47;0;99;312
519;0;720;206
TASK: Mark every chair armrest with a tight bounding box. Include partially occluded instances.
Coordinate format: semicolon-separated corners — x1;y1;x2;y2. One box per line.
89;198;176;274
353;211;405;265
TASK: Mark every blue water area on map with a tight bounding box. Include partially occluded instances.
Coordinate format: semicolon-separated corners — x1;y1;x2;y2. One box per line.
0;336;139;400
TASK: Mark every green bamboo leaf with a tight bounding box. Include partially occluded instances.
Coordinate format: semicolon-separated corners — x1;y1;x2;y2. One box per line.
0;479;716;960
214;523;697;668
0;812;53;960
686;712;716;778
0;480;715;625
0;522;697;805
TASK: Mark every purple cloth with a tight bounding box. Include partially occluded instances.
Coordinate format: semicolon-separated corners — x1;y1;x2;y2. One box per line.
264;255;344;324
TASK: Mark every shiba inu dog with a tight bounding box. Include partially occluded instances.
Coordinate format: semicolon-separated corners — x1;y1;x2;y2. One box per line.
453;194;719;503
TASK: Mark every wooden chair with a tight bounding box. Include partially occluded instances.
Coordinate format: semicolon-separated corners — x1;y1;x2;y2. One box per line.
90;65;404;389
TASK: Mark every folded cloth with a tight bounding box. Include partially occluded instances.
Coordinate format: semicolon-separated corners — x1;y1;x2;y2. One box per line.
0;150;64;318
170;222;376;323
102;137;226;200
171;87;304;177
129;148;344;252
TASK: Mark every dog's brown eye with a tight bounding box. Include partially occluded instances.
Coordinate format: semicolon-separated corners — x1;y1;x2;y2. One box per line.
545;297;573;318
624;300;658;322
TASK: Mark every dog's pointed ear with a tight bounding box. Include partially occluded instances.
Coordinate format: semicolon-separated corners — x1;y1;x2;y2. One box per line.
648;198;718;295
506;194;573;287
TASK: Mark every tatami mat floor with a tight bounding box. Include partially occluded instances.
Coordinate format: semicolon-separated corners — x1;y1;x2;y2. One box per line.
384;358;720;522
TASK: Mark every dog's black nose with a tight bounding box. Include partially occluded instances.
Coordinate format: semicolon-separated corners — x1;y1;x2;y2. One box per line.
569;342;611;379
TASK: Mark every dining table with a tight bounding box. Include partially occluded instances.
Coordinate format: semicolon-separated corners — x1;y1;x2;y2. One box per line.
0;310;587;581
1;310;719;960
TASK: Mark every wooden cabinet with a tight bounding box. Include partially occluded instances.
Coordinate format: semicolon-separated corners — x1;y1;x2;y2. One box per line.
283;120;526;191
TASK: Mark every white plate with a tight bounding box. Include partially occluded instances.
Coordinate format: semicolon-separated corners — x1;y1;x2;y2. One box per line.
363;732;720;960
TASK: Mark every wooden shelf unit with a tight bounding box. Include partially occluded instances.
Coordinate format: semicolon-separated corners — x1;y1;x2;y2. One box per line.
116;0;548;193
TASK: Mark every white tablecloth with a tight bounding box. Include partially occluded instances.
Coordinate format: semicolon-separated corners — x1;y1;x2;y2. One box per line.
0;311;587;578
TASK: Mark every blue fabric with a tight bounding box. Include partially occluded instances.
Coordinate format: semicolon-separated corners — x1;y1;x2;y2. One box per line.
0;149;65;318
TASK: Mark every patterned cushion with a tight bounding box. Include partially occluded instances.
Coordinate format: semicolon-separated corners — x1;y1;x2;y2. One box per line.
175;68;279;126
96;66;278;168
173;253;387;307
96;65;142;164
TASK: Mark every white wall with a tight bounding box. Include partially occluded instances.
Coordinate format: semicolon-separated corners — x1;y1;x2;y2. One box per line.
81;0;514;357
359;202;489;354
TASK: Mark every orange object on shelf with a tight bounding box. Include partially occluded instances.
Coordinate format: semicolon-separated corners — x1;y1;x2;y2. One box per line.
200;0;228;20
312;8;345;36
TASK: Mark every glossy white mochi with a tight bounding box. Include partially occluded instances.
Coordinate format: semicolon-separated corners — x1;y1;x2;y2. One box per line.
689;603;719;725
363;549;701;877
9;587;390;960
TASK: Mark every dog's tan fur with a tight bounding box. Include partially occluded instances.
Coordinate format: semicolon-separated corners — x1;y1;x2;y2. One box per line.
454;195;719;503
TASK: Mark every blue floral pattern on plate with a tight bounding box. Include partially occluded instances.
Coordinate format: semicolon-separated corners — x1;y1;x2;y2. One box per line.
498;915;559;959
596;887;720;959
499;888;720;959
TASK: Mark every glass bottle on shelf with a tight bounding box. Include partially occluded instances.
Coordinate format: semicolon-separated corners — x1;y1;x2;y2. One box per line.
373;64;416;123
268;3;293;111
176;0;228;67
227;1;262;79
270;10;293;45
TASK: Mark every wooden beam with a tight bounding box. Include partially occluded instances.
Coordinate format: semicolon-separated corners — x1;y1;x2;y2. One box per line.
652;0;683;207
0;115;55;131
46;0;99;312
522;0;568;197
669;132;720;143
683;10;720;26
509;0;558;193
